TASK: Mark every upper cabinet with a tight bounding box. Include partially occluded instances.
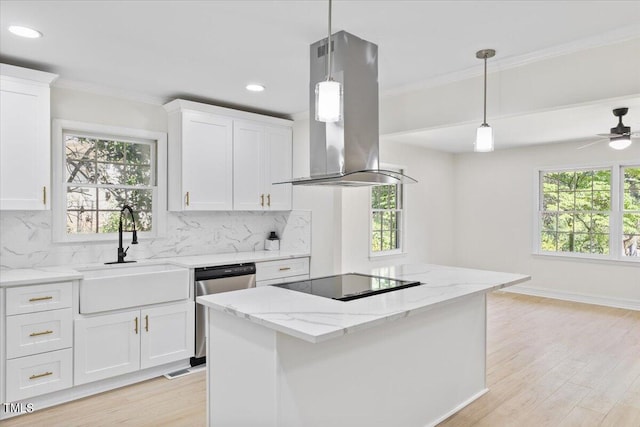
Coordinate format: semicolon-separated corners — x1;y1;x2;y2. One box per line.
164;100;292;212
166;108;233;211
0;64;58;210
233;121;292;210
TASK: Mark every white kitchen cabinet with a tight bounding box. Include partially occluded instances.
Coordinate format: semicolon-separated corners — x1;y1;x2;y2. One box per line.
75;301;194;385
140;302;194;369
166;108;233;211
3;281;74;404
6;348;73;402
164;99;293;212
74;310;140;385
233;121;292;211
0;64;57;210
255;257;310;286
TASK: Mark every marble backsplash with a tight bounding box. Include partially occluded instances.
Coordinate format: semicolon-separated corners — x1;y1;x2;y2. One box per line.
0;210;311;269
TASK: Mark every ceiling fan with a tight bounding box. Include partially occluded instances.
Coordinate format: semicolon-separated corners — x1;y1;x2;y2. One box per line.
579;107;638;150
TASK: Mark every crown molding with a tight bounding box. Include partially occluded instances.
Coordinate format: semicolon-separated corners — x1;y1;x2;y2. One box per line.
382;25;640;98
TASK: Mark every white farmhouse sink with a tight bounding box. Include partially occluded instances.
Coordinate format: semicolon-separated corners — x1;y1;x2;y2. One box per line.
79;263;190;314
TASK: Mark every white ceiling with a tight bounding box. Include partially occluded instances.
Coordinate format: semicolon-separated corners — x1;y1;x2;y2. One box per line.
1;1;639;151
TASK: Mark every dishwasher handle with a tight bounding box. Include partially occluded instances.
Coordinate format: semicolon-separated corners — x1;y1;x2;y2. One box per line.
194;263;256;281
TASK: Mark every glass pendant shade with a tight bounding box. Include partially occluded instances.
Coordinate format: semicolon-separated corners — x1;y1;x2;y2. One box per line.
608;136;632;150
475;124;494;152
315;80;342;122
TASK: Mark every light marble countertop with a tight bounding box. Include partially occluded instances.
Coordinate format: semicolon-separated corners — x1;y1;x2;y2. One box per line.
196;263;531;343
0;250;310;287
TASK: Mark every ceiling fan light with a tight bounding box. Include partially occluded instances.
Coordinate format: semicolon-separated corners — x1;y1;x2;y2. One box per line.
475;124;494;152
315;79;342;122
609;135;632;150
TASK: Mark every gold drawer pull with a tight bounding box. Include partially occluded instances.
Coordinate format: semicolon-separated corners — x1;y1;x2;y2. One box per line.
279;267;291;271
145;315;149;332
267;194;271;207
185;191;190;207
43;186;47;205
135;317;139;334
260;194;265;207
29;296;53;302
30;330;54;337
29;371;53;380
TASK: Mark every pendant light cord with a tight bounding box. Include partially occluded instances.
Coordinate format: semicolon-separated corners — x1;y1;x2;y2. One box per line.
483;55;487;125
327;0;332;81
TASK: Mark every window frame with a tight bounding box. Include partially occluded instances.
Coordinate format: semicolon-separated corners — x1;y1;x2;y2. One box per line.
369;164;406;259
52;119;167;243
533;161;640;263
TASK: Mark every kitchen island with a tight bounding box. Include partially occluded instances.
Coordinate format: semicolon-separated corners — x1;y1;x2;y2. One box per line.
197;264;530;427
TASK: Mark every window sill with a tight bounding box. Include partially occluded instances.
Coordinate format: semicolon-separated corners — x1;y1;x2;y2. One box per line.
532;251;640;266
369;251;407;261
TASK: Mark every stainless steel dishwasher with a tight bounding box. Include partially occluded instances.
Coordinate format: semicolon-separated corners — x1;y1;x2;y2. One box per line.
192;263;256;366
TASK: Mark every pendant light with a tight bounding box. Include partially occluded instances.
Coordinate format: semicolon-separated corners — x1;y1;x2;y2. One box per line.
475;49;496;152
315;0;342;122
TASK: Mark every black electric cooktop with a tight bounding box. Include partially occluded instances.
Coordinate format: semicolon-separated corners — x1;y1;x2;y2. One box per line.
274;273;421;301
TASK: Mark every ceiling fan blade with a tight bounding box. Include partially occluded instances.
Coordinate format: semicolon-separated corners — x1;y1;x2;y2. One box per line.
596;132;631;137
577;140;605;150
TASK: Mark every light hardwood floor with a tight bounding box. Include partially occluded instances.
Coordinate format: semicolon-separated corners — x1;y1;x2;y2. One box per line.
3;292;639;427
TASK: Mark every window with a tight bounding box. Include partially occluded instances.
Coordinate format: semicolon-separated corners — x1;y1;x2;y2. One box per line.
623;166;640;257
53;120;167;242
536;163;639;261
370;169;404;256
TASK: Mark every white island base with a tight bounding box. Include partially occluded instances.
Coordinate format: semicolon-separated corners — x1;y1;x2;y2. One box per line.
207;293;487;427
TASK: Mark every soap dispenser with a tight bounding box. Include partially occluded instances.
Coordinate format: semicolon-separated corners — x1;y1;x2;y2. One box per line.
265;231;280;251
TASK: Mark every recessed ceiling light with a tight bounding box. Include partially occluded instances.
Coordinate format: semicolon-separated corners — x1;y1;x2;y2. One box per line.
8;25;42;38
246;84;265;92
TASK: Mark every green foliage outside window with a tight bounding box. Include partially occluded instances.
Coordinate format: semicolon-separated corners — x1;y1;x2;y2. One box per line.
540;166;640;257
65;135;155;235
623;167;640;257
371;183;402;253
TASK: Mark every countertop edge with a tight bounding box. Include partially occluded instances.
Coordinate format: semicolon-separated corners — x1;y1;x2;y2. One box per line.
197;271;532;343
0;250;311;287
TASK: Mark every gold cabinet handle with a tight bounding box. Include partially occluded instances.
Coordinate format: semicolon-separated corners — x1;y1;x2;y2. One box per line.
145;315;149;332
279;267;291;271
267;194;271;207
43;186;47;205
30;371;53;380
29;296;53;302
260;194;264;207
30;330;54;337
185;191;190;207
135;317;138;334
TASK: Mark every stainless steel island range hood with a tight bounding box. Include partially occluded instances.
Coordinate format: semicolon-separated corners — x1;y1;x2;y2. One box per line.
284;31;417;187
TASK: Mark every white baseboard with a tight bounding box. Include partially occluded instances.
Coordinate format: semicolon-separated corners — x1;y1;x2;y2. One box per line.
425;388;489;427
504;285;640;311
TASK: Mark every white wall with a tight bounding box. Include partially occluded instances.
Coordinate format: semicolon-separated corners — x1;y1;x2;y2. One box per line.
453;140;640;309
341;142;455;273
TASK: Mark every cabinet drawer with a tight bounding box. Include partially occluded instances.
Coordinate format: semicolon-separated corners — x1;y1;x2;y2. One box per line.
6;308;73;359
6;282;72;315
6;348;73;402
256;274;310;287
255;257;310;282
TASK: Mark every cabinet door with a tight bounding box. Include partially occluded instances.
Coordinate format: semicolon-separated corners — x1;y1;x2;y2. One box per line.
74;311;140;385
0;79;50;210
233;121;265;210
264;126;292;211
140;302;194;369
182;111;233;210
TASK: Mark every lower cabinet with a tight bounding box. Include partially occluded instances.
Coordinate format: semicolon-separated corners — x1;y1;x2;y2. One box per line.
6;348;73;402
74;301;194;385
